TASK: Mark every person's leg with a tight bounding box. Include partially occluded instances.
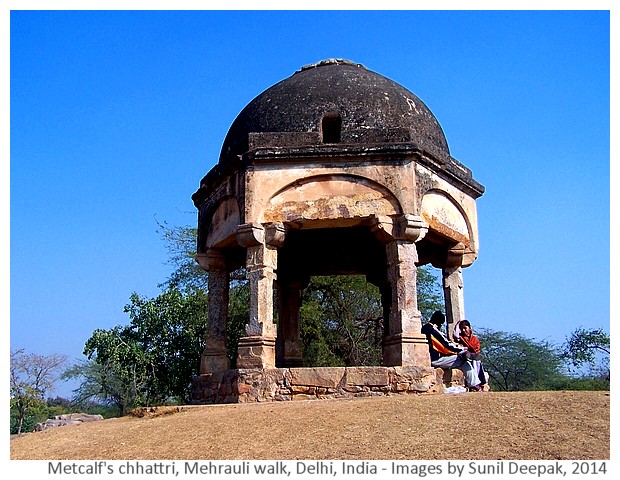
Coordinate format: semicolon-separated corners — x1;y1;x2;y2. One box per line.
457;359;480;388
431;355;460;369
476;361;490;391
432;355;480;388
473;361;484;383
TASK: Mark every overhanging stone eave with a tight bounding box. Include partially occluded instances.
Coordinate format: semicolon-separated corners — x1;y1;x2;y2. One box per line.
192;159;248;208
246;143;484;199
417;154;485;199
244;142;432;164
192;147;485;208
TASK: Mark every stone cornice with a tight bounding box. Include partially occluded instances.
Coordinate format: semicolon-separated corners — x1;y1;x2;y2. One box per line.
192;142;485;209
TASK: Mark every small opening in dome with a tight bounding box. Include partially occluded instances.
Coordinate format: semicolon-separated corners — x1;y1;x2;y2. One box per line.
321;112;342;144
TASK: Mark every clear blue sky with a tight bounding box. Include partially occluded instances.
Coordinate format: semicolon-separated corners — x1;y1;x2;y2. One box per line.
8;8;611;399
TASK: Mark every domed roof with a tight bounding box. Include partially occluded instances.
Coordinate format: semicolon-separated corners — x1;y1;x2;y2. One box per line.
219;59;450;164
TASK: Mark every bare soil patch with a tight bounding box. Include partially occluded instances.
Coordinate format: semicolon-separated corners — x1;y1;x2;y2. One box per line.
10;391;610;460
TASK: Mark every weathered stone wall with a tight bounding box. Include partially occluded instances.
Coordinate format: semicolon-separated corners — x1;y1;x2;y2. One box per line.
191;366;446;404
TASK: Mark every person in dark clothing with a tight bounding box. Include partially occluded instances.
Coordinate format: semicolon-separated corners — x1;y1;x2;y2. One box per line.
421;311;482;391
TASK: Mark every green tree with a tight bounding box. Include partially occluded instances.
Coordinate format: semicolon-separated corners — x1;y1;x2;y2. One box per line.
300;275;383;367
81;327;153;415
10;398;48;435
563;327;610;374
299;267;444;367
10;349;67;434
156;221;206;291
72;288;208;414
477;329;565;391
416;266;444;322
122;288;209;401
63;356;144;416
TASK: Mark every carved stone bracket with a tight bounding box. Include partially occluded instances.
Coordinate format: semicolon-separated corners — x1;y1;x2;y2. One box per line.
445;242;465;269
394;214;428;242
195;248;226;272
265;222;286;247
236;222;265;248
462;246;478;268
369;215;395;244
370;214;428;244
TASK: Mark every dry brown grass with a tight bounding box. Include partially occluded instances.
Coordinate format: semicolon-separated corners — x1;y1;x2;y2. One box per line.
10;391;610;460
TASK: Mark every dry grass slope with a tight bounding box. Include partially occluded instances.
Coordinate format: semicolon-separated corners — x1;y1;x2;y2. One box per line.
10;391;610;460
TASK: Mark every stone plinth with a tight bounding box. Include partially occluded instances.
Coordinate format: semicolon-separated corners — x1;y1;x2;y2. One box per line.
191;365;439;404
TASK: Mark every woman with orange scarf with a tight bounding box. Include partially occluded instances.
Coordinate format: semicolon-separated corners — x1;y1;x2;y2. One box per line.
454;320;490;391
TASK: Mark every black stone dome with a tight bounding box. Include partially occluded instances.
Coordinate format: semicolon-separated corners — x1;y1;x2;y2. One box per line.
219;59;450;164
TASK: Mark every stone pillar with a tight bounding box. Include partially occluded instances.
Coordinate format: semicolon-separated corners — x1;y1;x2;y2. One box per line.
379;284;392;340
196;249;230;374
371;214;430;367
442;243;465;341
235;223;283;369
276;278;306;367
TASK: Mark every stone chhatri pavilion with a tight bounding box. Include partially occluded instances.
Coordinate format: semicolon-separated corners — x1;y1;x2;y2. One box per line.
191;59;484;403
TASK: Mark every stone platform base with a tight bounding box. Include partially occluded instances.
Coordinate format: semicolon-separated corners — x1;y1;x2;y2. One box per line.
191;365;449;404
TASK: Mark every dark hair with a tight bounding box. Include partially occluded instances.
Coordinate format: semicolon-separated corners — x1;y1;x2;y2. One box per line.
429;310;445;326
459;320;471;328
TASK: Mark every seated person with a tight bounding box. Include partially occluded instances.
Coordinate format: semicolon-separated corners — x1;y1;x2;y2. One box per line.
454;319;490;391
421;311;482;392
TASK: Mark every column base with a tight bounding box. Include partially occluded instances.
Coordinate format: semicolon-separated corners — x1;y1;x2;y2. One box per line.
200;348;230;375
383;333;431;367
236;336;276;369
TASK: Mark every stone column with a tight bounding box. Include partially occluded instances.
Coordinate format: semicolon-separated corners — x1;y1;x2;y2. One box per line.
379;284;392;340
275;278;306;367
442;243;465;341
371;214;430;367
235;222;283;369
196;249;230;374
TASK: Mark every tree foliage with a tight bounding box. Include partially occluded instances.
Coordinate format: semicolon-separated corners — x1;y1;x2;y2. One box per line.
10;349;67;434
72;288;208;413
299;269;444;367
122;288;209;400
563;327;610;372
477;329;566;391
300;275;383;367
156;221;206;291
416;266;445;321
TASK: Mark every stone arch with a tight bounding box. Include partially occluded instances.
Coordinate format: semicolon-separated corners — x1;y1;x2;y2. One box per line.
420;189;472;247
261;174;402;225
